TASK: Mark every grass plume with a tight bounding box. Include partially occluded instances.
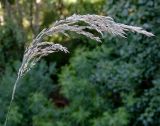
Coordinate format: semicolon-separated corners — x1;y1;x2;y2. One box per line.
4;14;154;126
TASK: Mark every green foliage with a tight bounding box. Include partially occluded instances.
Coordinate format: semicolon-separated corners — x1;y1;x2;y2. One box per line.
0;21;25;72
29;93;54;126
52;0;160;126
0;0;160;126
57;46;132;126
92;107;129;126
103;0;160;125
0;61;56;126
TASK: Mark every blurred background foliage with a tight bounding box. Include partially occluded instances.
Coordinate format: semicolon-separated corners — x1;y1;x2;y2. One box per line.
0;0;160;126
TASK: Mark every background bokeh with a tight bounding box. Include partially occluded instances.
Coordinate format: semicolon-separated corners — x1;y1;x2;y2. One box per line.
0;0;160;126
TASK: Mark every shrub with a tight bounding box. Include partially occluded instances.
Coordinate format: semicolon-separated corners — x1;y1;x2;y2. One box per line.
3;12;154;126
0;21;25;73
43;1;160;126
0;61;56;126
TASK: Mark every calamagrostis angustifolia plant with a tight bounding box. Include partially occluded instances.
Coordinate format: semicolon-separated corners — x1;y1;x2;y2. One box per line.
4;14;154;126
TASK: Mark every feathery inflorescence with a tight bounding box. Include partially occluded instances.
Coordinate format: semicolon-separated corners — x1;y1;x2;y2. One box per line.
4;14;154;126
17;14;154;80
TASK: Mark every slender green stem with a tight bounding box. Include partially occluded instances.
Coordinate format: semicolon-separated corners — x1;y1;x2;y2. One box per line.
4;76;20;126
